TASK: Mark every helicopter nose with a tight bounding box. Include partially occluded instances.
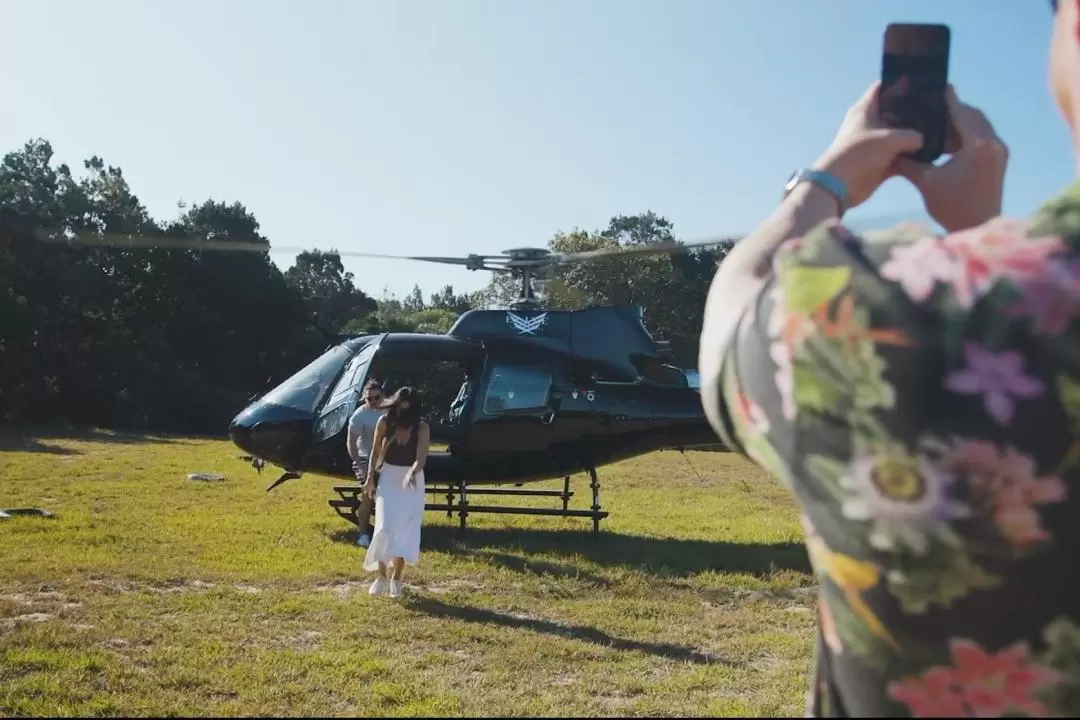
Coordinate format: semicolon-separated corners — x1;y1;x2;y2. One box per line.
229;408;258;456
228;401;314;469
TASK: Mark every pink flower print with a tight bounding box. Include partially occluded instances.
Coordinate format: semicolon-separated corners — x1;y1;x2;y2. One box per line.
888;639;1061;718
995;503;1053;548
880;236;956;303
942;220;1064;309
951;640;1061;717
1007;258;1080;334
988;468;1067;549
945;440;1067;549
944;344;1045;425
888;667;967;717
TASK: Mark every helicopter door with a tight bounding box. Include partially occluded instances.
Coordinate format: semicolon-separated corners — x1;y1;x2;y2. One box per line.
469;362;556;458
311;342;377;445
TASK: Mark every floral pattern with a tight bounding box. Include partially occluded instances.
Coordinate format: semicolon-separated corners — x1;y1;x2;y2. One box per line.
944;440;1067;551
888;640;1061;718
944;344;1045;426
711;182;1080;717
1007;258;1080;333
839;447;969;555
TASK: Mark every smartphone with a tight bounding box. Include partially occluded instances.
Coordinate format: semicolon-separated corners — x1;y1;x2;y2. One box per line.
879;23;951;164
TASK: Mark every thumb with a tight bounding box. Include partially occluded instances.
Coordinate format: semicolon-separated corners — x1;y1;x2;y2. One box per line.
892;156;930;187
874;127;924;154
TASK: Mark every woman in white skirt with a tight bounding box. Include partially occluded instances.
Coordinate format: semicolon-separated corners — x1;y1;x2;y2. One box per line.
361;386;429;598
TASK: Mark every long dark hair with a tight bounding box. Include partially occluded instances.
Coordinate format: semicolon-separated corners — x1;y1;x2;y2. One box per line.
380;386;423;430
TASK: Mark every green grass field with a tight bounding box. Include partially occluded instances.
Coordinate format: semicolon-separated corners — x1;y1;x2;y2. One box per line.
0;428;816;717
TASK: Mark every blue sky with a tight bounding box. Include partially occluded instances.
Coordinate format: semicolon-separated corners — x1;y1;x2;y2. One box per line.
0;0;1071;301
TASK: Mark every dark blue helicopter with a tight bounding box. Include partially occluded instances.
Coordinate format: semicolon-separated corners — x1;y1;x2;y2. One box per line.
35;231;727;532
226;245;723;532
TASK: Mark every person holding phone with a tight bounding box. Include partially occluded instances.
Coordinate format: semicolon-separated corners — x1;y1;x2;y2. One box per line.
699;6;1080;718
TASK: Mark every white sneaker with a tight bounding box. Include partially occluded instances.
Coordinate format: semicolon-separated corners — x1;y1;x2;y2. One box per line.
356;533;371;548
369;577;389;596
389;580;404;598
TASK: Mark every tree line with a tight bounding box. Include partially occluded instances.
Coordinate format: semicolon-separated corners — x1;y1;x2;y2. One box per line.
0;139;731;436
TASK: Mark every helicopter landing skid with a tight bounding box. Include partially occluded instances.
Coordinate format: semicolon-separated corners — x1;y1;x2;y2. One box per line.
328;469;609;537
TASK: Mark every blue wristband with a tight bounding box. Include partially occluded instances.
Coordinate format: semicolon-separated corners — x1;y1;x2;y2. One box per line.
783;169;848;216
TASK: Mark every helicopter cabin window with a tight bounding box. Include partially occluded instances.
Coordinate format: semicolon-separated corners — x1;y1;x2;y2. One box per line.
324;343;376;410
483;365;552;415
311;343;379;443
370;357;477;426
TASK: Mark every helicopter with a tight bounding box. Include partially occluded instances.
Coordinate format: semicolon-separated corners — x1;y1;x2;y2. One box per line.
37;227;729;533
230;243;730;534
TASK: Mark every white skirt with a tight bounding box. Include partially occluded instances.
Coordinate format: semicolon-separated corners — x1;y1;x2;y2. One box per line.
362;463;425;571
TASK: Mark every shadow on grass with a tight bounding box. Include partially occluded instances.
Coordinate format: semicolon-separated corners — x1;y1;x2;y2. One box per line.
321;526;609;587
0;426;189;455
330;524;810;578
465;548;614;588
681;444;732;453
406;595;734;666
0;435;83;455
327;526;615;587
421;525;811;577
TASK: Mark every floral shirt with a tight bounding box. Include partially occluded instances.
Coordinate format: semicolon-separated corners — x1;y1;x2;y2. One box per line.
710;181;1080;718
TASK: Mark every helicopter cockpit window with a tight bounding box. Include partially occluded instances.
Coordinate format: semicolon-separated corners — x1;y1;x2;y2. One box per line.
482;365;552;415
260;345;352;414
325;343;376;410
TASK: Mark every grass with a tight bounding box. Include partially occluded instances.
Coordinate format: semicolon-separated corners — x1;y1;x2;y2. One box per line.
0;427;816;717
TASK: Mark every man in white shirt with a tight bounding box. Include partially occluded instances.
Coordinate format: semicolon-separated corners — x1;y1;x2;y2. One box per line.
346;379;386;548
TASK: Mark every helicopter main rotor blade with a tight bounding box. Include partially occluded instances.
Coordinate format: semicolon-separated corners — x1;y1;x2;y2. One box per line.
35;208;934;271
550;236;732;266
326;249;505;268
34;229;505;268
35;228;273;252
547;209;938;266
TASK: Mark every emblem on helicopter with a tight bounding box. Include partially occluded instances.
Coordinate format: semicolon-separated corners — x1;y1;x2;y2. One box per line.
506;311;548;335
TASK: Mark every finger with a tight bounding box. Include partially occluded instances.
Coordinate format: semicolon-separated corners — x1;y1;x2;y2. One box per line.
944;118;962;155
944;86;976;144
857;80;883;109
892;157;931;187
861;80;889;119
945;86;999;146
871;127;924;154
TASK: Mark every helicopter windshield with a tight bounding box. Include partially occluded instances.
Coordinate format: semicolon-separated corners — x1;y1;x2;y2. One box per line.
260;345;353;413
323;343;377;410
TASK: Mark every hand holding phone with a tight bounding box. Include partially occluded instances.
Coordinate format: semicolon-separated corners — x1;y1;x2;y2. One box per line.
811;82;924;210
893;87;1008;232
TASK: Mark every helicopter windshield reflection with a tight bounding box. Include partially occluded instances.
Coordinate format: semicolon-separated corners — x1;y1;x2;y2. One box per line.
260;345;353;413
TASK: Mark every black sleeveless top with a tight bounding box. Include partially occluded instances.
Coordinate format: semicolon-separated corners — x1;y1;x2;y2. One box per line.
382;423;419;467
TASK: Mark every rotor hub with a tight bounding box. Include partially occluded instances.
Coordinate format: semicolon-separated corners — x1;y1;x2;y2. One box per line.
501;247;553;260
